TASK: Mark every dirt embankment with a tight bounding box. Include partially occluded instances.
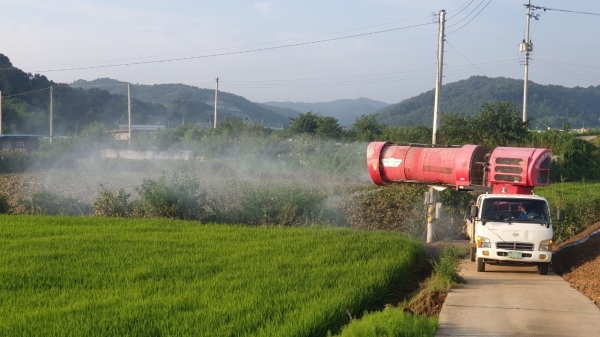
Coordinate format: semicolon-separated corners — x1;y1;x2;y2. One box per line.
553;221;600;309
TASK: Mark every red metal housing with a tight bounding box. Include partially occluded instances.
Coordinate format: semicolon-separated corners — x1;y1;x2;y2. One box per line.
367;142;551;194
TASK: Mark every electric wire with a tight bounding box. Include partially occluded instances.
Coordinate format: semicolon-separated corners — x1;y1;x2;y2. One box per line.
447;0;477;18
447;0;493;34
19;22;435;73
19;15;434;70
2;87;51;99
531;5;600;17
533;61;600;81
446;0;486;28
530;63;600;83
445;39;523;107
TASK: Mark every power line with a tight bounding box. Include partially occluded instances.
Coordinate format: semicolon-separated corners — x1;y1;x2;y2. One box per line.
447;0;486;27
445;39;523;107
448;0;477;18
531;5;600;17
15;22;434;73
19;16;434;70
447;0;493;34
2;87;51;99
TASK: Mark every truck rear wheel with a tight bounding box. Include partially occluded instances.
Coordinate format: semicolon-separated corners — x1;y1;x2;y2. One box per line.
477;258;485;272
538;263;549;275
470;246;476;262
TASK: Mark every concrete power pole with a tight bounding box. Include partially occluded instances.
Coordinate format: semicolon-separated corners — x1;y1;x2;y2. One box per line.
128;83;132;144
0;91;2;134
432;10;445;145
50;86;53;143
214;77;219;129
427;9;446;244
521;0;533;122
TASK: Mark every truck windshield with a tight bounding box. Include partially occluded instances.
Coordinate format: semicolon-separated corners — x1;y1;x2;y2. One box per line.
480;198;549;222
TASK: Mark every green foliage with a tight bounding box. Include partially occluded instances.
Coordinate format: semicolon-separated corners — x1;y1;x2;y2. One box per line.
381;125;432;144
0;216;424;336
0;151;34;173
136;172;205;220
349;114;386;141
316;116;343;139
288;111;320;134
441;101;529;146
429;244;466;291
527;130;600;182
236;183;327;226
377;76;600;129
93;184;132;217
18;191;91;216
334;305;437;337
0;193;10;214
536;180;600;242
437;190;477;239
341;185;429;238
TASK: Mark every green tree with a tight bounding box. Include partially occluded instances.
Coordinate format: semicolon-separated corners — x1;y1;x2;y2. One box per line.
350;114;385;141
441;101;529;146
316;116;342;138
289;112;320;134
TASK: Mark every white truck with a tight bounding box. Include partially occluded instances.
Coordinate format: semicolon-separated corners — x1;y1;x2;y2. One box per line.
466;193;564;275
367;142;564;275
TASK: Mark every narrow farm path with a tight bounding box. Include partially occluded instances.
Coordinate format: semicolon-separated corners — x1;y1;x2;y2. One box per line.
435;260;600;336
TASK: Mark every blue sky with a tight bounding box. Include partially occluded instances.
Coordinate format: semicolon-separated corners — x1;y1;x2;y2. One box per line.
1;0;599;104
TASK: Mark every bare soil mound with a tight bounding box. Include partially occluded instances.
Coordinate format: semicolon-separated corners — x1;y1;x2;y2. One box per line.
553;221;600;309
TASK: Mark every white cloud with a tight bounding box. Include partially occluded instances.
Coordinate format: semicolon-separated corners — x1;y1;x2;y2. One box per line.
254;2;275;15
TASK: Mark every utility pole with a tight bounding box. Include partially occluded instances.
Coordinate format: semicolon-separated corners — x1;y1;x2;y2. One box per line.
128;83;132;144
0;91;3;134
432;10;445;145
521;0;533;122
214;77;219;129
50;86;53;143
427;9;446;244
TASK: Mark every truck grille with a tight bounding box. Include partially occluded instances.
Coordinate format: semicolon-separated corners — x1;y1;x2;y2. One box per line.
496;242;534;251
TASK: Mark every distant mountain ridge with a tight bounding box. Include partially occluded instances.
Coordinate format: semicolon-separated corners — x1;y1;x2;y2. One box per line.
262;98;389;127
71;78;291;128
375;76;600;129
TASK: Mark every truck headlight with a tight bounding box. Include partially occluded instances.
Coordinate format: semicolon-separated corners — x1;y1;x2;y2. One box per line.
477;236;491;248
539;239;552;251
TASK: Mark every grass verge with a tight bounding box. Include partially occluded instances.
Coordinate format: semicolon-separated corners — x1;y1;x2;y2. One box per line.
334;242;466;337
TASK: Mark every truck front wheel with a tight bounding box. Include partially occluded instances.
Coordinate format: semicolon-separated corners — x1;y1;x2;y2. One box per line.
538;263;549;275
477;258;485;272
470;246;476;262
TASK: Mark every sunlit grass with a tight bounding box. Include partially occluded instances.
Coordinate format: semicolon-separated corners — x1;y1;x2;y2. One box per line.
536;180;600;241
0;215;424;336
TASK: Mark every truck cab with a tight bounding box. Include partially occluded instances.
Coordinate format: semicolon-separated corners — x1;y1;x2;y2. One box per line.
466;194;561;275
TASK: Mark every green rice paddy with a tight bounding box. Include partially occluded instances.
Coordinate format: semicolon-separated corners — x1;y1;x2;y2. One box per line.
0;215;425;336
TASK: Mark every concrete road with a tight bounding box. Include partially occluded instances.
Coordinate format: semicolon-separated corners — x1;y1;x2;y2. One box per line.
436;260;600;337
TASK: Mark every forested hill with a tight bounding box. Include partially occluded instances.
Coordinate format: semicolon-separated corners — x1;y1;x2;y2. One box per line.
71;79;290;128
376;76;600;129
262;98;389;127
0;54;168;135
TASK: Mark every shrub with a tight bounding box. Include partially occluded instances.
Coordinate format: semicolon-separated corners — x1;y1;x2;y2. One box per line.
237;183;327;226
19;191;91;216
0;151;34;173
0;193;10;214
93;185;132;217
136;171;205;220
429;243;465;291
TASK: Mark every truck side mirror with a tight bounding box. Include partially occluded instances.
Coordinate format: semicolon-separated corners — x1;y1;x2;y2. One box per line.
470;205;478;218
557;209;565;221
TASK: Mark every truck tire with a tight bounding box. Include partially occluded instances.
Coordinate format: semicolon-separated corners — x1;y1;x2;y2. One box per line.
470;246;476;262
538;263;549;275
477;258;485;272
